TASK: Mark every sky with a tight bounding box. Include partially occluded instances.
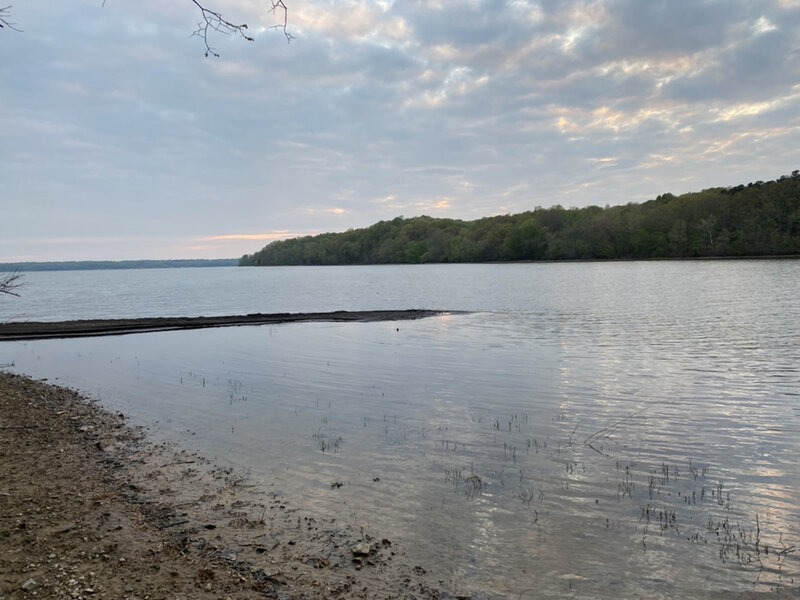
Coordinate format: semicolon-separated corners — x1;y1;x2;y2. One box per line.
1;0;799;261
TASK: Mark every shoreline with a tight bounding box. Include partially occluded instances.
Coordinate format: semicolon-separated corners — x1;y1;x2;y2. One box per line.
0;309;450;341
0;372;449;599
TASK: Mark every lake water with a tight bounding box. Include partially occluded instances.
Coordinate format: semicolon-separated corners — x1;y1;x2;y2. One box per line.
2;262;799;598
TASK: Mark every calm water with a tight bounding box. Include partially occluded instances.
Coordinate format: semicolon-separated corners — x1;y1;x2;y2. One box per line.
2;262;799;598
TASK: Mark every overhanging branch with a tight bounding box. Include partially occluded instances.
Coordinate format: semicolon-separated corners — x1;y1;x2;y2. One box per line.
269;0;294;43
0;270;23;297
190;0;293;57
0;5;22;31
96;1;292;57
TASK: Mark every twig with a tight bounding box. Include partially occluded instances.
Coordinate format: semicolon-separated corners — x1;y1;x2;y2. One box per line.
0;5;22;32
99;1;292;57
190;0;253;57
157;519;190;529
269;0;294;43
189;0;293;57
584;404;650;455
0;269;23;297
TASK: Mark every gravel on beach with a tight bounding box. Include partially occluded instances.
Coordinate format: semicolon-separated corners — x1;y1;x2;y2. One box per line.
0;371;451;600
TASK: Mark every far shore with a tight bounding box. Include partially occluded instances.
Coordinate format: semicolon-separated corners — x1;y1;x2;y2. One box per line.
3;254;799;276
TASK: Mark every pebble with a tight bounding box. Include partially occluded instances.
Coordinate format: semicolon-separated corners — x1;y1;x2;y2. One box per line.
351;542;371;557
21;579;41;592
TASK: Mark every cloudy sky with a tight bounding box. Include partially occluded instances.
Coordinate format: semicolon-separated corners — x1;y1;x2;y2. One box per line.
1;0;799;261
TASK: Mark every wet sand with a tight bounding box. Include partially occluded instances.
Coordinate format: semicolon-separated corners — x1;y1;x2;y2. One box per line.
0;310;448;341
0;372;454;599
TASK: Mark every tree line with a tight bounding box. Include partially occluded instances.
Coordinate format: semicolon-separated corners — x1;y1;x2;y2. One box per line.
240;171;800;266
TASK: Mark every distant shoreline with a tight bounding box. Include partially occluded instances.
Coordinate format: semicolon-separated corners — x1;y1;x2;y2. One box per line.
236;254;800;267
4;254;798;274
0;258;238;272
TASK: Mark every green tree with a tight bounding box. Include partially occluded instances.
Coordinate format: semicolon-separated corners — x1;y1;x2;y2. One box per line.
698;215;718;254
668;219;688;257
239;172;800;266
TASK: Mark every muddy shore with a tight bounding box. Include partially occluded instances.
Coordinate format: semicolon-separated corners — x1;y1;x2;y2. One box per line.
0;372;460;599
0;310;448;341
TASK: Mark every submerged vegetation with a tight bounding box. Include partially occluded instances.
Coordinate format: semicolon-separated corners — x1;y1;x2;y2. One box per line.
241;172;800;265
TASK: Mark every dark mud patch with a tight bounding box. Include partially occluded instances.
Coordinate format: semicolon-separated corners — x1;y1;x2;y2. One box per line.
0;309;456;341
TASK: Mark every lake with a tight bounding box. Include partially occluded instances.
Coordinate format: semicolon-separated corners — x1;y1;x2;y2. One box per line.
2;261;799;598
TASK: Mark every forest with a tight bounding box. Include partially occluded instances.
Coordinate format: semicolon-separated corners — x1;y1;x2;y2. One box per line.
240;172;800;266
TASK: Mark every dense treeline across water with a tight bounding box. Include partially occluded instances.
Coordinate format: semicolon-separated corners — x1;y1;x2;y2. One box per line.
241;172;800;265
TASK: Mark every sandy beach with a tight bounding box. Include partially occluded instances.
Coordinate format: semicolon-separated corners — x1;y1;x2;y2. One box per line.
0;372;454;600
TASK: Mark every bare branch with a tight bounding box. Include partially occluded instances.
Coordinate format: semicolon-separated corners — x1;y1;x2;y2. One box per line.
0;270;23;297
269;0;294;43
189;0;292;57
5;2;291;54
0;5;22;32
190;0;254;58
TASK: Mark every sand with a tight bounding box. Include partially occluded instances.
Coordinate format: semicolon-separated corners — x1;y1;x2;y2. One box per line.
0;310;448;341
0;372;459;600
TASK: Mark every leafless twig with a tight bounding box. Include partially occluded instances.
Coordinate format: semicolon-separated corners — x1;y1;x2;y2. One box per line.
190;0;293;57
100;1;292;57
0;5;22;31
191;0;253;57
0;270;23;297
583;404;650;456
269;0;294;43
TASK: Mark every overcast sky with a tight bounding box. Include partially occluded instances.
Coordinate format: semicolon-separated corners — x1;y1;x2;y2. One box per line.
1;0;799;261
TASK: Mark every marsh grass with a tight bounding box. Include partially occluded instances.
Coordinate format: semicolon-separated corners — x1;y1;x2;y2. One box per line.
312;428;343;453
444;466;485;499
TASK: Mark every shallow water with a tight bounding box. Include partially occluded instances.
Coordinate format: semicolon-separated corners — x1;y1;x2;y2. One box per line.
2;261;799;598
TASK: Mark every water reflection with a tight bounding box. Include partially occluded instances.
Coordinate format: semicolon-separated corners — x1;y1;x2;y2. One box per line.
2;261;799;598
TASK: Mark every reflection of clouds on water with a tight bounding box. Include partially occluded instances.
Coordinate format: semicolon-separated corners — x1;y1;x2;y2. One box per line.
2;261;799;598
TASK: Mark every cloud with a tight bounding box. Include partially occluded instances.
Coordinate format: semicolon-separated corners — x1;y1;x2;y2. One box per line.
0;237;144;246
202;232;307;241
1;0;799;261
712;92;799;122
300;207;349;216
